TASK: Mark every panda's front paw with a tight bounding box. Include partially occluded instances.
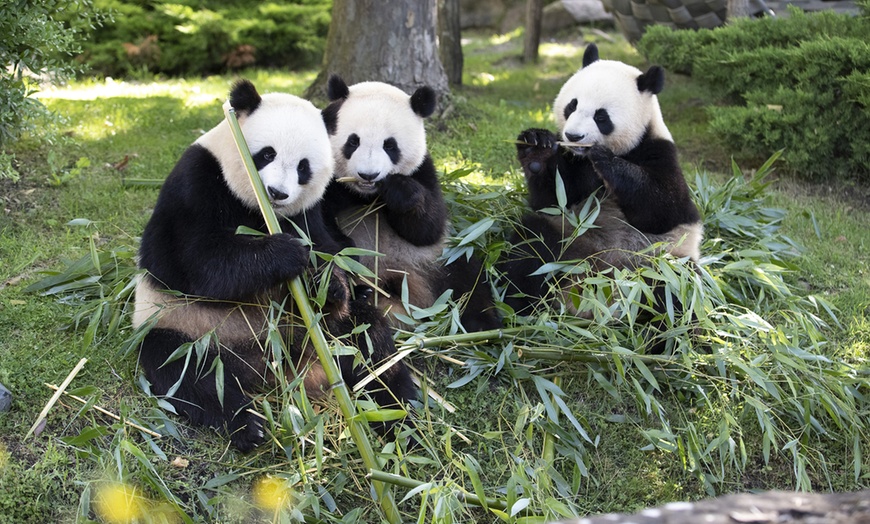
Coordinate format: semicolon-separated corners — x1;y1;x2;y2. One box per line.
352;284;375;303
378;175;425;214
228;411;266;453
270;233;311;283
516;129;559;176
587;145;615;168
324;267;351;318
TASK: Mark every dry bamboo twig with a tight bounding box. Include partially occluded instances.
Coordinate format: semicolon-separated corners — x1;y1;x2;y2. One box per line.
45;383;162;438
27;357;88;438
513;139;594;149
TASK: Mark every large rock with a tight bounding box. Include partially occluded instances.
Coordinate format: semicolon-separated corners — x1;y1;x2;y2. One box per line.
562;0;614;23
0;382;11;412
461;0;527;31
550;490;870;524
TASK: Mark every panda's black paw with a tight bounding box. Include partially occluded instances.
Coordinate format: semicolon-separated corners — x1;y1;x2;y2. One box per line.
324;267;351;318
228;412;266;453
516;129;559;176
352;285;375;303
587;145;615;169
270;233;312;283
378;175;425;214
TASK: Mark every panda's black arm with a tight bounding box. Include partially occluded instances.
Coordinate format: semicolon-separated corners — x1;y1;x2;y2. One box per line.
287;203;345;256
182;227;311;301
517;128;600;211
378;155;447;247
320;181;359;251
588;142;700;234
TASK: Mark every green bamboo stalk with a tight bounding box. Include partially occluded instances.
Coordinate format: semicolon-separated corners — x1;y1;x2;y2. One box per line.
540;375;561;492
224;107;401;523
398;325;558;350
368;469;509;512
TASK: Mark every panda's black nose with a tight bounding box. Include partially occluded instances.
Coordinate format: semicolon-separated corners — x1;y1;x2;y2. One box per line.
358;172;379;182
565;132;584;143
267;186;288;201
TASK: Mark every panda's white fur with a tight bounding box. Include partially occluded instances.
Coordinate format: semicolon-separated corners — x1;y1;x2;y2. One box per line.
201;94;334;218
329;81;430;193
554;59;672;156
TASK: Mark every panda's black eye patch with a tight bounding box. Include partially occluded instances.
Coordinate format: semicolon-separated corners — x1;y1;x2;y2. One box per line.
383;137;401;164
564;98;578;120
594;108;614;135
252;146;277;171
297;158;312;185
342;133;360;159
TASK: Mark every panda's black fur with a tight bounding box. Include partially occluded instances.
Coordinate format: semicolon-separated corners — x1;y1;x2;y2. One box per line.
133;80;415;452
501;44;703;335
321;75;500;332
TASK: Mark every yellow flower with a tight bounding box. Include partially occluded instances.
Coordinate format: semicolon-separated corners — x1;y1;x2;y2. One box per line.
94;482;145;524
252;476;293;512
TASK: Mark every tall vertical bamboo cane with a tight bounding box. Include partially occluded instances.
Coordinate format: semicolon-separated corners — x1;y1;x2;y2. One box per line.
224;107;401;523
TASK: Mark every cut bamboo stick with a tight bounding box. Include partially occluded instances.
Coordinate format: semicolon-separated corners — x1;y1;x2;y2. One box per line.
45;383;162;438
27;358;87;439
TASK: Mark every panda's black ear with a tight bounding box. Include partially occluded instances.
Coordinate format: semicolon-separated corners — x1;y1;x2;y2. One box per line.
637;65;665;95
582;43;599;68
327;74;350;101
410;86;437;118
229;79;262;116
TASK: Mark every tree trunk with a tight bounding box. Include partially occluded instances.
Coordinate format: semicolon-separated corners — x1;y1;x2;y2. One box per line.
523;0;544;63
438;0;463;86
306;0;449;102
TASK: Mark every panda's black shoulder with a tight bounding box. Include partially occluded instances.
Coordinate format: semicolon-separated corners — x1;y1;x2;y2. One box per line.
624;132;680;172
409;154;439;187
157;144;229;204
140;143;250;283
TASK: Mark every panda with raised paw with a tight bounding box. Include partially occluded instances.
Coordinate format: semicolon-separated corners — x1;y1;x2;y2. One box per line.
321;75;500;332
501;43;703;327
132;79;416;452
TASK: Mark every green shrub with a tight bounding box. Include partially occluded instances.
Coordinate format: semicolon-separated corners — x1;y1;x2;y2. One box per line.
0;0;101;146
78;0;332;77
637;9;870;181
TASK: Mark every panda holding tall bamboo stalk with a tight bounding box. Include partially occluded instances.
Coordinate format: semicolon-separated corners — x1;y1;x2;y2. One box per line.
501;44;703;335
132;80;415;451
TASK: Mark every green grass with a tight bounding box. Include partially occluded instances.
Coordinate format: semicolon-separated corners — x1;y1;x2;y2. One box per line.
1;29;868;523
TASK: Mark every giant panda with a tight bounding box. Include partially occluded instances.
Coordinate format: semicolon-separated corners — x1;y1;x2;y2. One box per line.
321;75;500;332
500;44;702;333
132;79;416;452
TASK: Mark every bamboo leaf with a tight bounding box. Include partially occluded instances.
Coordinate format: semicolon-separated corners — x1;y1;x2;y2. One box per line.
464;455;489;512
456;217;494;246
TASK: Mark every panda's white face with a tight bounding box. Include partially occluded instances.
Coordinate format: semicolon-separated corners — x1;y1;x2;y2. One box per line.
554;60;671;157
330;82;428;196
199;92;334;218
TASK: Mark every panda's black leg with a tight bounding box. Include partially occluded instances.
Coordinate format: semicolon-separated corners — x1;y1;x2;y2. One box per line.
138;329;265;452
439;256;502;332
325;294;416;434
499;213;564;315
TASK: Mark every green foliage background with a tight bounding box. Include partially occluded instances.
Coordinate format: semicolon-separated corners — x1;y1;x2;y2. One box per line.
77;0;332;77
637;7;870;181
0;0;102;146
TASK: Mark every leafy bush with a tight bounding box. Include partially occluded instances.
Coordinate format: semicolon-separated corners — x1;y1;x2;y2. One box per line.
77;0;332;77
637;8;870;181
0;0;101;146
